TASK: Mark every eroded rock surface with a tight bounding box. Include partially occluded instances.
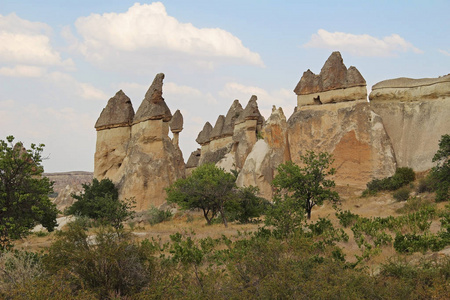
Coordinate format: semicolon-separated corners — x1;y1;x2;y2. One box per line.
287;101;396;188
94;73;185;210
294;51;367;107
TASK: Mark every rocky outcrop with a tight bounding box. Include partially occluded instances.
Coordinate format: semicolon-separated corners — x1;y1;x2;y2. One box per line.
94;73;185;210
294;51;367;107
94;91;135;181
44;171;93;212
369;75;450;171
236;106;290;199
369;75;450;102
170;109;183;148
287;101;396;189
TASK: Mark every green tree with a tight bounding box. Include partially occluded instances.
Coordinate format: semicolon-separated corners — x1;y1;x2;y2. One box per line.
66;178;134;230
431;134;450;202
271;151;339;221
225;186;269;224
166;163;235;227
0;136;58;250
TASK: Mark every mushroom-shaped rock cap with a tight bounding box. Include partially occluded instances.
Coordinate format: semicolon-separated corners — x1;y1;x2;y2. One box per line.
320;51;348;91
170;110;184;133
238;95;262;123
95;90;135;130
186;149;201;168
294;51;366;95
133;73;172;124
222;100;243;136
210;115;225;140
196;122;213;145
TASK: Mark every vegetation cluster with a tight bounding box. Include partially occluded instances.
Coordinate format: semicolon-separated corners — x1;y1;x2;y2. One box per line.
0;135;449;299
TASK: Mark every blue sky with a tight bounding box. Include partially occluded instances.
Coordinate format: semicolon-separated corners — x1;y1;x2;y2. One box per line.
0;0;449;172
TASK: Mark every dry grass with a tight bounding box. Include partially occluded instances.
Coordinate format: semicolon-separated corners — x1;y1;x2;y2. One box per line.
13;183;448;270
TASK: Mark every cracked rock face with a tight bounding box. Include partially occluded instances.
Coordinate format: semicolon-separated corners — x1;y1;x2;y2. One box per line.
133;73;172;123
95;90;135;130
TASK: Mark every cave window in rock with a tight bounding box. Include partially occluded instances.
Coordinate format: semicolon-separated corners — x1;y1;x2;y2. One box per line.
313;95;322;105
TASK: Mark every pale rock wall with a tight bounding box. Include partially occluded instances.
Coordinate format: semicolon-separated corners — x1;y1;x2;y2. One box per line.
287;101;396;188
370;98;450;171
94;126;131;182
117;119;184;210
369;75;450;102
236;140;274;198
297;86;367;106
233;119;258;169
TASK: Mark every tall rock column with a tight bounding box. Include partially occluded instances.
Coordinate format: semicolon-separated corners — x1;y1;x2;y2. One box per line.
117;73;185;210
94;90;134;182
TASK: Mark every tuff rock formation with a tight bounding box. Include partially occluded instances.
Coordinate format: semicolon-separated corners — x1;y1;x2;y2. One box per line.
369;74;450;171
193;95;264;172
287;101;396;189
170;109;183;148
294;51;367;107
94;73;185;210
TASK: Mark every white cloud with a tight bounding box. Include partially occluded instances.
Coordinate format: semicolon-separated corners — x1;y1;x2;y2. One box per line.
304;29;423;57
73;2;263;68
219;82;296;119
0;13;75;73
438;49;450;56
0;65;45;77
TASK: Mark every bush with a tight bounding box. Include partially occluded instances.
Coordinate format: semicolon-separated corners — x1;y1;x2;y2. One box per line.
146;206;173;225
417;176;435;193
396;197;435;214
44;222;155;298
225;186;269;224
335;210;359;227
66;178;135;229
364;167;416;195
393;187;410;202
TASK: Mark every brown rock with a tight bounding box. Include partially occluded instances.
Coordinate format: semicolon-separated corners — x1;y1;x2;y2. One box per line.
293;52;367;106
238;95;263;123
222;100;243;136
170;109;183;133
320;51;348;91
95;90;135;130
210;115;225;140
186;149;201;169
196;122;213;145
287;101;396;189
133;73;172;124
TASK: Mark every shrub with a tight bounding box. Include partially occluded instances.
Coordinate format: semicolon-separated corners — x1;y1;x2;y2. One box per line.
396;197;435;214
393;187;410;202
225;186;269;224
146;206;173;225
364;167;416;195
417;176;435;193
44;222;155;298
66;178;135;229
335;210;359;227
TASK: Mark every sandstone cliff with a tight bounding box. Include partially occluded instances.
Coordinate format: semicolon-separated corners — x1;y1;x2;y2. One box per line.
369;74;450;171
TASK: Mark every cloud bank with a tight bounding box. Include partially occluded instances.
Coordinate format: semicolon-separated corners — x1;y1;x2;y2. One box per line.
304;29;423;57
72;2;263;69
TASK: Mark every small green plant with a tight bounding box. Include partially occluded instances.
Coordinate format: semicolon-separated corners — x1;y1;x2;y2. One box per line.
335;209;359;227
146;206;173;225
396;197;434;214
363;167;416;196
393;187;410;202
33;231;50;237
417;176;435;193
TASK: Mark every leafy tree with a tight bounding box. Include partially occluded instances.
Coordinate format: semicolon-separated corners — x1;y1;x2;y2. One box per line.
0;136;58;250
431;134;450;202
271;151;339;220
225;186;269;224
166;163;235;227
66;178;134;230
